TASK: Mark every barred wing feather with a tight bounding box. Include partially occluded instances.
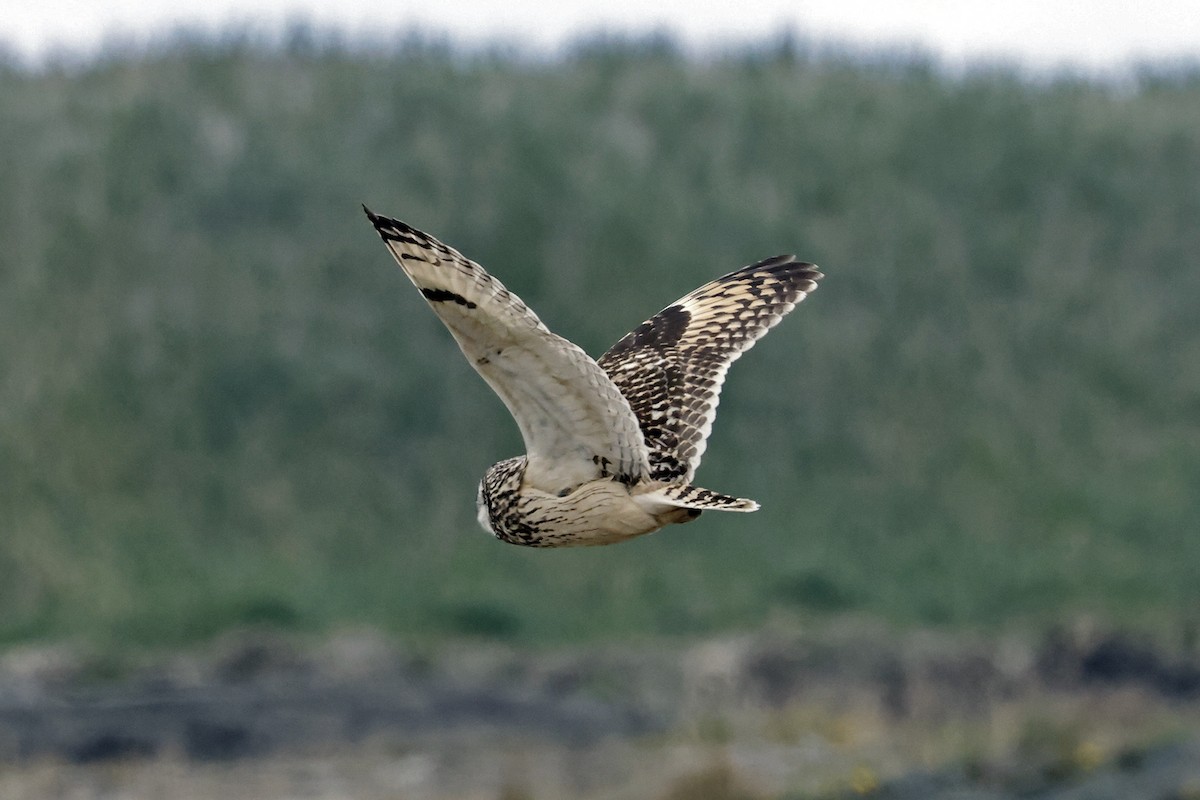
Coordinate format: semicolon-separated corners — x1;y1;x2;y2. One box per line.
365;208;651;491
598;256;822;483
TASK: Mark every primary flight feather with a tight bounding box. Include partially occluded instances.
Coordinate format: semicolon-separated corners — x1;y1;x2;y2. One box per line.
364;207;823;547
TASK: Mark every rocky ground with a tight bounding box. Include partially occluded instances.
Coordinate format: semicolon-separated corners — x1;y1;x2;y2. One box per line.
1;622;1198;799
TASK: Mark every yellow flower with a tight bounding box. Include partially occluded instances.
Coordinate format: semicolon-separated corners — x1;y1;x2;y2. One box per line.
1073;740;1104;770
850;765;879;795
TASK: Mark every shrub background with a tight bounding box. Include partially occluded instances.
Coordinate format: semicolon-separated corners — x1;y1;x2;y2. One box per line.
2;33;1197;645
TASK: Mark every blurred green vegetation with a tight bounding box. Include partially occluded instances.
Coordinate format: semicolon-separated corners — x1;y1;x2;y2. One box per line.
1;32;1198;647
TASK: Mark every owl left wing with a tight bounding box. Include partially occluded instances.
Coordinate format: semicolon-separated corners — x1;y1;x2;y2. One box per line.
599;255;822;483
365;207;650;491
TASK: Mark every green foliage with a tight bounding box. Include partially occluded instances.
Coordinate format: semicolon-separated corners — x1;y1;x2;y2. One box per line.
1;36;1198;646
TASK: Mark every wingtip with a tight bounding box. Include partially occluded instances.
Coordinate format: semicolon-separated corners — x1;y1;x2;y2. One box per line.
768;257;825;291
754;255;824;281
362;205;414;234
791;260;824;286
793;258;823;277
363;205;406;240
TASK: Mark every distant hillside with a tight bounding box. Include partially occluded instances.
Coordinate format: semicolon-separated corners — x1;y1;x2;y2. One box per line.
1;36;1197;645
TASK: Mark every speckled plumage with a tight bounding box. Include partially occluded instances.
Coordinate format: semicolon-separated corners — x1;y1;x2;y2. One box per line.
365;207;823;547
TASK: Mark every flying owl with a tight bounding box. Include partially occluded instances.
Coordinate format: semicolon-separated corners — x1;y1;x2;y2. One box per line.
364;207;823;547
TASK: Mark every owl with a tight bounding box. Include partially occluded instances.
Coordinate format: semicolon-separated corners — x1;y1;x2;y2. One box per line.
366;208;822;547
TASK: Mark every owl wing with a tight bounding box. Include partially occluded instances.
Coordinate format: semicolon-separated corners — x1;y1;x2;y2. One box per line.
365;207;650;491
598;255;822;483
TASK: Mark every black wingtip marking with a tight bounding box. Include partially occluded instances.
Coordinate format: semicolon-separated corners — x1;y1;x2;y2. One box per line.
420;287;477;309
725;257;825;298
363;206;423;244
753;254;798;270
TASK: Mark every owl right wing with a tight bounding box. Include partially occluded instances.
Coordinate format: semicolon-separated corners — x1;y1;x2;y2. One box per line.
365;207;650;491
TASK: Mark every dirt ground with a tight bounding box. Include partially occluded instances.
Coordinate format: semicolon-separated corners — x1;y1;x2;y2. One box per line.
1;622;1199;799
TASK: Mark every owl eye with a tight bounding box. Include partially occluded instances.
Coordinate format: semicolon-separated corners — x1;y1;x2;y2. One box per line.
557;486;574;497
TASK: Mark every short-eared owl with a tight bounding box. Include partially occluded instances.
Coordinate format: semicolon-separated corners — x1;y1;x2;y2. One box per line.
365;207;822;547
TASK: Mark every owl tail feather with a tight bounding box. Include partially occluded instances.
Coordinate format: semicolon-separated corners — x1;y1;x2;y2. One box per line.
637;483;760;513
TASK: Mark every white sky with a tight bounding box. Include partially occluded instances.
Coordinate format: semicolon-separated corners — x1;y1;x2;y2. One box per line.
4;0;1199;71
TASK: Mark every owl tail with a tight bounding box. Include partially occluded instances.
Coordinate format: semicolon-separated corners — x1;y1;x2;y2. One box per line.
636;483;760;513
